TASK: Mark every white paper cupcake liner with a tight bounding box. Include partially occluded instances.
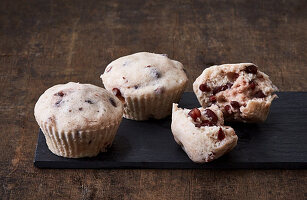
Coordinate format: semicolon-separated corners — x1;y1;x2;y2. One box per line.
39;119;122;158
123;86;186;120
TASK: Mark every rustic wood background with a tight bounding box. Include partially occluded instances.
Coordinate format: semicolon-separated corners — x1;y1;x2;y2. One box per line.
0;0;306;199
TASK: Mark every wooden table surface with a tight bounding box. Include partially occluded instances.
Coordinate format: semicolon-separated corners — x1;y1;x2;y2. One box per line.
0;0;306;199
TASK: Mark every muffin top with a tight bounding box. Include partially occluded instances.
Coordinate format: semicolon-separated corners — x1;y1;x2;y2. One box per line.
34;82;123;131
100;52;188;97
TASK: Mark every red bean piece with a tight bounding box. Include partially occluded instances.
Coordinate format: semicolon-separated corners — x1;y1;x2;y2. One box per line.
245;65;258;74
254;90;266;98
112;88;125;102
112;88;121;96
188;108;201;121
224;105;231;112
55;91;65;97
106;66;112;72
230;101;240;109
227;72;239;82
218;128;225;141
213;86;222;95
199;83;211;92
204;109;218;125
213;84;229;95
195;124;202;128
249;81;256;90
209;95;217;103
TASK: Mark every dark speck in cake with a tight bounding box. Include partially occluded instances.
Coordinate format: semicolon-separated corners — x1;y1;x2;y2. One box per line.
109;98;117;107
134;85;139;89
151;68;161;79
79;107;83;111
122;77;126;79
88;140;92;144
85;100;94;104
154;87;164;94
123;61;128;66
69;110;72;112
48;115;56;125
55;100;62;107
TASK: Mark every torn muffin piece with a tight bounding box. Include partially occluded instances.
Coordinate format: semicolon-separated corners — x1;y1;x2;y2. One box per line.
193;63;278;122
171;104;238;163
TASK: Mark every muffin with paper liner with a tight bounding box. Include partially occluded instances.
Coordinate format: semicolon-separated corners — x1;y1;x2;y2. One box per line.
100;52;188;120
34;82;123;158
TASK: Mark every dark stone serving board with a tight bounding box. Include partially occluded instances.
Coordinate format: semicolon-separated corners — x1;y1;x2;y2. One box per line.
34;92;307;169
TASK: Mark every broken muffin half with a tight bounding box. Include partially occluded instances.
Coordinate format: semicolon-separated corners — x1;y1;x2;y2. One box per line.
171;103;238;163
193;63;278;122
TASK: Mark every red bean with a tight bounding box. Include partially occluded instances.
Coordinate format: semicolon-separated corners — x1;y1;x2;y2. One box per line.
195;124;202;128
112;88;121;96
224;105;231;112
112;88;125;102
218;128;225;141
245;65;257;74
188;108;201;121
227;72;239;81
213;83;231;95
199;83;211;92
55;91;65;97
230;101;240;109
249;81;256;90
204;109;218;125
209;95;217;103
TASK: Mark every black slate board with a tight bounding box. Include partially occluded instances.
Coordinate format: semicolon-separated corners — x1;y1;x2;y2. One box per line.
34;92;307;169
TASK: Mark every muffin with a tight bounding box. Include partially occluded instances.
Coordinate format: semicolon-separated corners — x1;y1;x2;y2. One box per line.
34;82;123;158
193;63;278;122
171;104;238;163
100;52;188;120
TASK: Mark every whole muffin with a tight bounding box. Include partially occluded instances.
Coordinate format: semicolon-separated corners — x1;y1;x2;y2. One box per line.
100;52;188;120
193;63;278;122
34;82;123;158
